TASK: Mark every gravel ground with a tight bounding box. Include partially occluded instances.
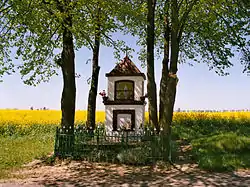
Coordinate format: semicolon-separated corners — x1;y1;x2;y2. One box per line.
0;160;250;187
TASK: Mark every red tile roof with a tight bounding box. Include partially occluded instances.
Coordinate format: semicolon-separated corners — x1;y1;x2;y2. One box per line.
106;56;146;79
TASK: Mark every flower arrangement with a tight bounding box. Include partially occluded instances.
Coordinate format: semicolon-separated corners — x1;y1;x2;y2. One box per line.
140;93;148;101
99;90;106;97
99;90;108;101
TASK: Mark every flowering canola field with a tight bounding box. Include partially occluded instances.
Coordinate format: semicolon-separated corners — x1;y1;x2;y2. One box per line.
0;110;105;126
1;110;250;127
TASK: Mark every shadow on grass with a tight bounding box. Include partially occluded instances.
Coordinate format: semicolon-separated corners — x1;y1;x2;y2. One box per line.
43;131;250;173
172;117;250;141
172;117;250;172
191;133;250;171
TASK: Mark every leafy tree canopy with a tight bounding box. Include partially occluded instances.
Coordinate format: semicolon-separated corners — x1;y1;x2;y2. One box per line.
0;0;134;85
123;0;250;75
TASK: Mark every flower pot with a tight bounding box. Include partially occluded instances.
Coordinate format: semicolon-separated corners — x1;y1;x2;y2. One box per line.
103;96;108;102
140;96;145;101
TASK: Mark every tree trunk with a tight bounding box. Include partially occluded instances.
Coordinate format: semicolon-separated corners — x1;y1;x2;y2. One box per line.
60;13;76;133
161;0;179;161
147;0;159;131
86;14;101;130
159;61;168;124
58;2;76;155
159;3;170;125
161;75;177;161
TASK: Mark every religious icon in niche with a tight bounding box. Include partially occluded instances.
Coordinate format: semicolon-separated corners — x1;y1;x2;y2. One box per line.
117;114;132;130
124;85;128;98
115;81;134;100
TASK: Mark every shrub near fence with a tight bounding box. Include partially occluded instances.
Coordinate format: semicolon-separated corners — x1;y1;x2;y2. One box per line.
54;126;165;165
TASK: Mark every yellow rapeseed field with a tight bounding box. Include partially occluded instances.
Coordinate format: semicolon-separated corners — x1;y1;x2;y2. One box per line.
0;110;105;127
173;111;250;122
1;109;250;127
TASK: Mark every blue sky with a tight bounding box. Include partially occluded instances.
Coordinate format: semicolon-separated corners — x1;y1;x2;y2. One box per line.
0;34;250;111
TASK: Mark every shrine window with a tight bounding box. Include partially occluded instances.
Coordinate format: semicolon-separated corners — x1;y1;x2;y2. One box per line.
115;80;134;100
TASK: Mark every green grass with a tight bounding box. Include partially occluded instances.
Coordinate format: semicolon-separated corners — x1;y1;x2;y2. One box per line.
0;132;54;179
172;118;250;141
1;117;250;178
191;133;250;171
172;118;250;171
0;124;57;137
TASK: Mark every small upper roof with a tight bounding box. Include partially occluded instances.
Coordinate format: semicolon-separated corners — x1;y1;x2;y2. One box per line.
105;56;146;80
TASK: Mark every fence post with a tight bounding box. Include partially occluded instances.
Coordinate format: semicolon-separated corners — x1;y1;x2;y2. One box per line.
57;126;75;158
121;131;124;143
151;134;156;164
54;127;59;156
126;131;128;145
97;127;100;147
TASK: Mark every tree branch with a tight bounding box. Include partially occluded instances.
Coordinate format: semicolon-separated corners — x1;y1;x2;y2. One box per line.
163;0;170;72
177;0;197;42
78;30;94;50
41;0;58;16
177;0;185;12
0;5;11;14
0;0;9;13
102;32;116;46
0;18;13;34
209;3;247;49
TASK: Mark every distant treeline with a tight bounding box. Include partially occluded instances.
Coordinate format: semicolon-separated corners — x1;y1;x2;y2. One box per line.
1;108;249;112
30;107;49;110
175;109;250;112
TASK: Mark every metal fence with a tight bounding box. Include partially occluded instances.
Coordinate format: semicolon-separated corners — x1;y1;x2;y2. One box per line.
54;126;165;163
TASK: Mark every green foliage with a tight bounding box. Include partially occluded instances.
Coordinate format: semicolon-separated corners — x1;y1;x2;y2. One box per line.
0;124;57;137
117;146;152;165
0;0;62;84
73;144;157;165
125;0;250;74
0;0;134;84
178;0;250;74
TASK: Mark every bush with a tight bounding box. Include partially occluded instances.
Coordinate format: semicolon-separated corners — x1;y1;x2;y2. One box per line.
117;146;152;165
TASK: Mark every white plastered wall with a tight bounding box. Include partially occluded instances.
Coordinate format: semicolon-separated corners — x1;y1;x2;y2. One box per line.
105;105;145;134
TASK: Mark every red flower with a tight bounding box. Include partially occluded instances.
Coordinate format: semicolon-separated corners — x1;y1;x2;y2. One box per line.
99;90;106;97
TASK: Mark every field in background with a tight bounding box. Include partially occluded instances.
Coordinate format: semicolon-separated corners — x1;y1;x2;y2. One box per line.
0;109;250;178
1;109;250;127
0;110;105;126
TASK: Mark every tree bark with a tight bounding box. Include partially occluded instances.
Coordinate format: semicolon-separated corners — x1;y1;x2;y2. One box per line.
86;9;101;130
58;1;76;155
161;75;177;161
159;2;170;126
60;3;76;133
147;0;159;132
161;0;179;161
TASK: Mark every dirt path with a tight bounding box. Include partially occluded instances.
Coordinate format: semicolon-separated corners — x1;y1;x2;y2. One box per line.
0;160;250;187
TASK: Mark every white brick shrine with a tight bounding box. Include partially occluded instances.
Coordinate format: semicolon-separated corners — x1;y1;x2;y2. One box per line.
103;56;146;134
